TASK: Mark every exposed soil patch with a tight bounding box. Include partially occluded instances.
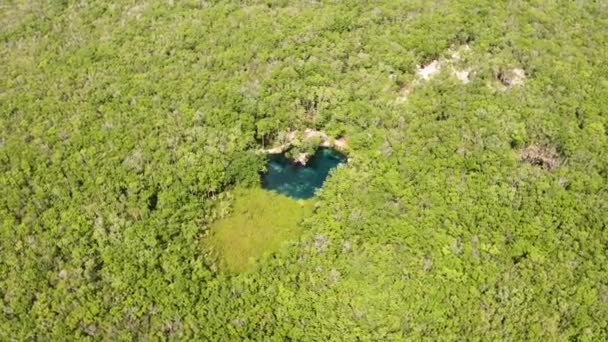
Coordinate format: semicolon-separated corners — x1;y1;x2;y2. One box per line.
519;145;560;170
448;45;472;83
452;68;471;83
498;68;526;87
397;45;472;103
416;45;472;83
417;60;441;80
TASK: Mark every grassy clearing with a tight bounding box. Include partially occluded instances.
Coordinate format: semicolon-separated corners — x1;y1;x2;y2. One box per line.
203;188;313;273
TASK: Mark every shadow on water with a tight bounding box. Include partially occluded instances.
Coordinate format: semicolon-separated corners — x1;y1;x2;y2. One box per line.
261;147;347;199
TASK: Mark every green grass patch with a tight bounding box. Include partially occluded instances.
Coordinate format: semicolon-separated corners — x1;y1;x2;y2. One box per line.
203;188;313;273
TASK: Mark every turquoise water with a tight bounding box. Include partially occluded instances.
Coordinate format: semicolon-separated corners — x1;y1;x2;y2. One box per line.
261;147;346;199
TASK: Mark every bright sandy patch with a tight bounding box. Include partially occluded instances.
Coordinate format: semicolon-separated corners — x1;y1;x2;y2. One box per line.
417;60;442;80
509;68;526;86
452;67;471;83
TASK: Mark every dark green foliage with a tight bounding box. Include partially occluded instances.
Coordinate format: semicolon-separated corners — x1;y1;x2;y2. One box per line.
1;0;607;340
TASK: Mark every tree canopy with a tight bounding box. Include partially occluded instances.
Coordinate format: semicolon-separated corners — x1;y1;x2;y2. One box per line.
1;0;607;339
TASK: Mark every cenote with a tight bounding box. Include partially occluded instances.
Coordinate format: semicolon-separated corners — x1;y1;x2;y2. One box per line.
262;147;347;199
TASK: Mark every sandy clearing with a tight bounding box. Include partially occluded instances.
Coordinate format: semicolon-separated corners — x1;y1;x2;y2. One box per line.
417;60;442;80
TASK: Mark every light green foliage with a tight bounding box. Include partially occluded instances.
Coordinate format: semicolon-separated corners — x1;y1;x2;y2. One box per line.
203;188;312;273
1;0;608;340
285;133;320;161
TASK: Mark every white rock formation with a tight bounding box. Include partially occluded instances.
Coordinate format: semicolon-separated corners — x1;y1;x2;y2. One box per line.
417;60;442;80
262;129;348;165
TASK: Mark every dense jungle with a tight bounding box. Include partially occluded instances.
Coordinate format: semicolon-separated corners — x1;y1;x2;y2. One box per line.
1;0;607;340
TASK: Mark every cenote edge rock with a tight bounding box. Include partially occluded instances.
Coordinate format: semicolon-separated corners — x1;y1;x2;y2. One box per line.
261;147;347;199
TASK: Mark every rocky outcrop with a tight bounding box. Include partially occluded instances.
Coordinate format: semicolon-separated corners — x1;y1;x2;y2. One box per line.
498;68;526;87
262;128;348;165
293;152;309;165
397;45;472;103
417;60;442;80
